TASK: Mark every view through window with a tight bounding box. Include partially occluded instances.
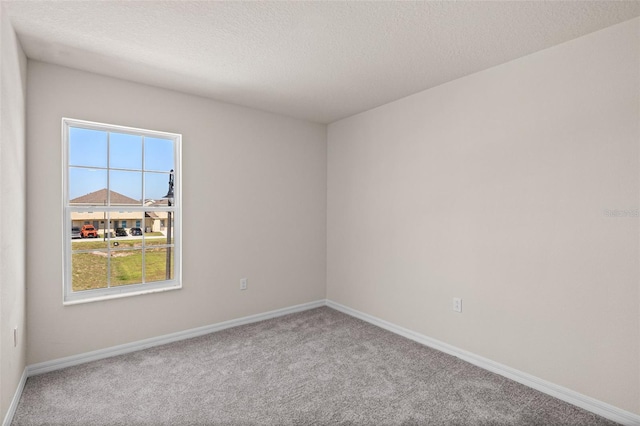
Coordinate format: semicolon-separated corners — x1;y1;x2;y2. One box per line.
63;118;181;303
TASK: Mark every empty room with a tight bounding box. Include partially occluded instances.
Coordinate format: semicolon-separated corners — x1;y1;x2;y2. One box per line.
1;1;639;425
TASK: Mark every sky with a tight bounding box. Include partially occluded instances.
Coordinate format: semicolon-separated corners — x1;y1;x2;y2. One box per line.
69;127;175;202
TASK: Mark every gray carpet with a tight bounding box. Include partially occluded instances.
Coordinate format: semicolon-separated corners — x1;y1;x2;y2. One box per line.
12;307;617;425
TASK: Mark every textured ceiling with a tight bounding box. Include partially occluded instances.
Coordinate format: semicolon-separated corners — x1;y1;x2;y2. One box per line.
5;1;640;124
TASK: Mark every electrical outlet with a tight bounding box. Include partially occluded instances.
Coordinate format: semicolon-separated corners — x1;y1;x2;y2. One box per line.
240;278;248;291
452;297;462;313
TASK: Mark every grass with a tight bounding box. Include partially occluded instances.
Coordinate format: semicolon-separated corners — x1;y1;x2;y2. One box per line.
72;237;173;250
72;238;174;291
72;253;107;290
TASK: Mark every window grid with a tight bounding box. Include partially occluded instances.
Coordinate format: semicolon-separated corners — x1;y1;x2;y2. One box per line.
63;118;181;304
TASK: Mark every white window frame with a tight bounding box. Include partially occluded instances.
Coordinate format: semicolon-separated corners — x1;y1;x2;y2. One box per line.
62;118;182;305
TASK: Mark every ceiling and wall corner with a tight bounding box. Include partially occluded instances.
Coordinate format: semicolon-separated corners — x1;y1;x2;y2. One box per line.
4;1;640;124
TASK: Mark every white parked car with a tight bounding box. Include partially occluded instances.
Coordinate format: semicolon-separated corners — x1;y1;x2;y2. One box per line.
71;227;81;239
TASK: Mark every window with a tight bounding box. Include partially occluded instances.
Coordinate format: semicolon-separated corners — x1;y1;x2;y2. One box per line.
63;118;181;304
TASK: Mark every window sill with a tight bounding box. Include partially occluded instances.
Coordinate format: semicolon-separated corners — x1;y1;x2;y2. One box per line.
63;282;182;306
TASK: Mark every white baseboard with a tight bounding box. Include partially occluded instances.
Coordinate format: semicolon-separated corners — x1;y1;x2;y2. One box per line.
2;367;27;426
326;299;640;426
27;299;325;377
10;299;639;426
2;300;323;426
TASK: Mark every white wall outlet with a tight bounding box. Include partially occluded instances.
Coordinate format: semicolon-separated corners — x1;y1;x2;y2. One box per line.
13;327;17;347
452;297;462;313
240;278;248;291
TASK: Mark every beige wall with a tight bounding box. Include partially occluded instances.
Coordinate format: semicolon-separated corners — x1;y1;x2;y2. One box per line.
327;18;640;414
26;61;327;364
0;5;27;422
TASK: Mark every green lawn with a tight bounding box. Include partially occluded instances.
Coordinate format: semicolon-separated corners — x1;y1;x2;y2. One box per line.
72;237;173;250
72;238;174;291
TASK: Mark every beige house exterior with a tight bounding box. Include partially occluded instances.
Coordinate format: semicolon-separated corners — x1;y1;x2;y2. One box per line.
70;189;169;235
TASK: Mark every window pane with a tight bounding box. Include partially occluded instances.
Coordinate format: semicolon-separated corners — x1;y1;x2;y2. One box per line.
145;247;174;283
109;170;142;205
145;210;173;243
144;172;172;204
70;212;109;238
69;168;107;203
110;212;144;242
144;137;174;171
72;251;108;291
69;127;107;168
143;211;155;235
97;216;110;239
110;249;143;287
110;133;142;170
116;211;144;243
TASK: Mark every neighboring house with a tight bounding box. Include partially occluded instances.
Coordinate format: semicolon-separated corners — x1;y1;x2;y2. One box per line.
70;189;168;234
144;198;171;233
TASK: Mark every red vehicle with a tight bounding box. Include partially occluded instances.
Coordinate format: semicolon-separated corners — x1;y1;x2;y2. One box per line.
80;225;98;238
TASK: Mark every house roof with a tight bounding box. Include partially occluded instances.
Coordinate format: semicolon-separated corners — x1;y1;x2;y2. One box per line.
70;211;148;220
70;189;140;205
